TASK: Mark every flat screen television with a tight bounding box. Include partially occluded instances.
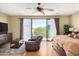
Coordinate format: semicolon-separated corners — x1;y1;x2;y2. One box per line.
0;22;8;34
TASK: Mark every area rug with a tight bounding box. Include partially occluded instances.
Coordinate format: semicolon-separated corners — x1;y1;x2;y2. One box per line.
0;43;25;54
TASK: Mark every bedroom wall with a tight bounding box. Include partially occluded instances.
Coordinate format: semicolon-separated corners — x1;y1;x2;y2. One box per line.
71;12;79;28
9;17;20;40
0;13;9;23
59;16;71;34
0;13;20;40
0;12;11;33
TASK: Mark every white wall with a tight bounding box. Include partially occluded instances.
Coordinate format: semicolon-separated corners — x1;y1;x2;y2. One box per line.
10;17;20;40
59;16;70;34
71;12;79;28
0;13;10;33
0;13;9;23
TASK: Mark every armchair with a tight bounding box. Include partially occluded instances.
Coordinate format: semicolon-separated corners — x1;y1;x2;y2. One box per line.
25;36;43;51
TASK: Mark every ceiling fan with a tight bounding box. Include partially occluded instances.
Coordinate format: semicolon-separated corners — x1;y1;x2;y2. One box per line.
26;3;54;15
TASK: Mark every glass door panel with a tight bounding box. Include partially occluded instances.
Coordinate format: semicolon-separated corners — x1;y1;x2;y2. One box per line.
32;19;46;40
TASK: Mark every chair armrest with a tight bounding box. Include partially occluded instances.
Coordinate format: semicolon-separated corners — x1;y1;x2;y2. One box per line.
28;39;36;41
25;41;37;45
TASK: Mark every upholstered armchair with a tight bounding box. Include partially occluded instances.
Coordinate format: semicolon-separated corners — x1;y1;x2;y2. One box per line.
25;36;43;51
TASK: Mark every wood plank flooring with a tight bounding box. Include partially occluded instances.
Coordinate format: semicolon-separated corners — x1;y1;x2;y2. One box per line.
0;41;58;56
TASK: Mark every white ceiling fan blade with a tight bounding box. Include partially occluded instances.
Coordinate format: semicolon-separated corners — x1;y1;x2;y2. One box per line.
44;8;54;11
26;7;36;9
32;10;45;15
32;10;38;14
40;11;45;15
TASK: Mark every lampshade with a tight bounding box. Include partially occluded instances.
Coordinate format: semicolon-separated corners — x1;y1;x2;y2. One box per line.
69;28;73;31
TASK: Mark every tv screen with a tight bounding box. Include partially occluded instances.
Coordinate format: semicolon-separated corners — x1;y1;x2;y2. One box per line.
0;22;8;34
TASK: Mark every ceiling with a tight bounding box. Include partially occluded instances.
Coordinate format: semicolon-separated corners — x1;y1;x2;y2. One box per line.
0;3;79;16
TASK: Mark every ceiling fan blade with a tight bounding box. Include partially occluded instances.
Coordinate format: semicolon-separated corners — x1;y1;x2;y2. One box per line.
32;11;38;14
26;7;36;9
44;8;54;11
32;10;45;15
40;11;45;15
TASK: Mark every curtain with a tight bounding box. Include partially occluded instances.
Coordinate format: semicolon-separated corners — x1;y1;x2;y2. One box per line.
48;18;57;40
20;18;23;40
54;18;60;35
23;19;31;41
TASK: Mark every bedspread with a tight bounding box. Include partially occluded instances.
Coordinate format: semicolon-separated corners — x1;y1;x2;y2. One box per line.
53;35;79;56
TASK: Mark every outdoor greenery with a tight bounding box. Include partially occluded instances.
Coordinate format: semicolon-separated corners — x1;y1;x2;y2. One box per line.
32;25;51;38
46;25;51;38
33;27;46;37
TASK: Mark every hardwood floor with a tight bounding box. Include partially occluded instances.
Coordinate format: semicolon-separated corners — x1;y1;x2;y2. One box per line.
0;41;58;56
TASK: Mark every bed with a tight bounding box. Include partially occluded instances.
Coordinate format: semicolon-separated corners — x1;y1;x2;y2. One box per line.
53;35;79;56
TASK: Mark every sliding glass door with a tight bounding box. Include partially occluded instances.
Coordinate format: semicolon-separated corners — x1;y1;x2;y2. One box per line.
23;18;57;41
32;19;46;40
